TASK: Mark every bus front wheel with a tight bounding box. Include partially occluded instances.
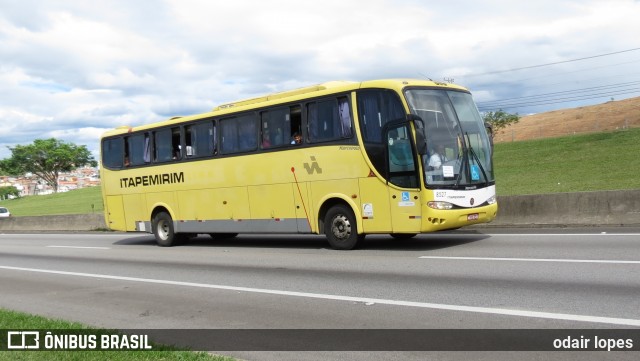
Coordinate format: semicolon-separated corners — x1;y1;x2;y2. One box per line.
152;211;181;247
324;205;364;250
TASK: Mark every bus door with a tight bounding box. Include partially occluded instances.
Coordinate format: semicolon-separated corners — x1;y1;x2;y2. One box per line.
385;123;422;233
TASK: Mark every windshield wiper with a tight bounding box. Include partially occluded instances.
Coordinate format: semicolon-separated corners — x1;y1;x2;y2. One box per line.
454;133;489;188
453;147;467;188
466;132;489;187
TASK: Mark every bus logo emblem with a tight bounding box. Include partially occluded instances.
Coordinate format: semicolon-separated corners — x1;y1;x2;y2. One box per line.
7;331;40;349
304;156;322;175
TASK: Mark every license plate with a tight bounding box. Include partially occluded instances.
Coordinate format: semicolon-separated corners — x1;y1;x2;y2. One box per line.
467;213;479;221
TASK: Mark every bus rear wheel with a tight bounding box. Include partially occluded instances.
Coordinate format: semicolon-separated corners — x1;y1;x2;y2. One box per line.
152;211;182;247
324;205;364;250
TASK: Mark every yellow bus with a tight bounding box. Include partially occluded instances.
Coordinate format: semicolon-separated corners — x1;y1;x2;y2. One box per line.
100;79;497;250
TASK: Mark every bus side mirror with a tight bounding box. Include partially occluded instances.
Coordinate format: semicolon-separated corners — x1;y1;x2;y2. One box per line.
408;115;428;155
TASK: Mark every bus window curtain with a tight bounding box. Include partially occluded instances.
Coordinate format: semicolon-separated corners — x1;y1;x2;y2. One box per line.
143;135;151;163
359;91;405;143
307;103;318;141
221;120;238;153
210;126;216;154
338;97;352;138
359;93;382;142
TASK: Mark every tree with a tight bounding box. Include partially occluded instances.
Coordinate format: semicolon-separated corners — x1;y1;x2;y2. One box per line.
0;186;20;199
0;138;97;193
482;109;520;140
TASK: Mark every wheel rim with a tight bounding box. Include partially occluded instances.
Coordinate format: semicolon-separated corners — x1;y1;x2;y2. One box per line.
331;214;351;240
157;219;170;241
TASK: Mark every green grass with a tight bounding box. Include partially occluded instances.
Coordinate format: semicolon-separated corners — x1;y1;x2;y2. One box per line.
0;186;103;217
1;128;639;216
0;308;235;360
493;127;640;195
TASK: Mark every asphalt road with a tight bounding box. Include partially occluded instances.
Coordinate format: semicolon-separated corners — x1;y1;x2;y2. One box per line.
1;228;639;360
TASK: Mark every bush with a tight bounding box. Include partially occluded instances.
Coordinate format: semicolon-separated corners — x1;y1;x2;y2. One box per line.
0;186;20;200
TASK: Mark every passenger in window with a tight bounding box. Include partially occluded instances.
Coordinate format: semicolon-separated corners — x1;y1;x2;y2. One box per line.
262;129;271;148
291;132;302;145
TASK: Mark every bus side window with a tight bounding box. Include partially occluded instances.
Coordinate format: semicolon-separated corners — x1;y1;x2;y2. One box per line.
102;137;124;169
221;115;258;154
126;133;146;166
357;90;405;143
220;117;237;154
154;128;173;162
171;127;182;159
317;100;338;141
308;98;351;142
307;97;351;142
289;105;302;144
237;114;257;151
356;90;406;176
261;107;291;148
186;121;215;157
185;125;194;157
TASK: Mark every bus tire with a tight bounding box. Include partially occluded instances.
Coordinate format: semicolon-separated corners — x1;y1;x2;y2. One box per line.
324;204;364;250
152;211;181;247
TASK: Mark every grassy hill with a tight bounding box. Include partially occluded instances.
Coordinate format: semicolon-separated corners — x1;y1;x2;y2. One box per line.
493;127;640;195
0;186;103;217
1;127;638;216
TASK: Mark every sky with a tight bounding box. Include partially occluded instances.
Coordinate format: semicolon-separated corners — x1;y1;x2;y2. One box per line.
1;0;639;161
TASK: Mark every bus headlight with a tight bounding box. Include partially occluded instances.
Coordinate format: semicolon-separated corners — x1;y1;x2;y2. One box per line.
427;201;454;210
486;195;496;204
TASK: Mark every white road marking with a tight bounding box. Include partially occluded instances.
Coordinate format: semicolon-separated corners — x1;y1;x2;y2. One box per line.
47;246;110;250
1;265;640;327
419;256;640;264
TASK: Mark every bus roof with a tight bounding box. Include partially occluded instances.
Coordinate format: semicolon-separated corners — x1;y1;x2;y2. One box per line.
101;79;468;138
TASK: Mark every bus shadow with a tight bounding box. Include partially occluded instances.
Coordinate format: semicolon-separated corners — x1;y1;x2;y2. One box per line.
113;231;489;251
113;234;330;249
361;232;490;251
184;235;331;250
113;235;158;246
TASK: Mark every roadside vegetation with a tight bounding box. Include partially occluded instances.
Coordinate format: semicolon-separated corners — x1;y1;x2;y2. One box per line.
0;186;103;216
493;127;640;195
0;308;236;360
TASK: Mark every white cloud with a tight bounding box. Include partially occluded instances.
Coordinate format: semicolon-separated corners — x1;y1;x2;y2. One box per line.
48;127;109;160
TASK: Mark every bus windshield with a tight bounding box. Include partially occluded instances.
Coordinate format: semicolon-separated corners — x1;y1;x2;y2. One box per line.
405;89;494;189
